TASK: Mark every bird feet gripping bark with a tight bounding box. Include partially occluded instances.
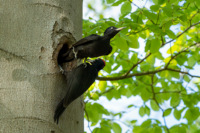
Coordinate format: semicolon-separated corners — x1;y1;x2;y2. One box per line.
72;47;78;59
59;65;65;74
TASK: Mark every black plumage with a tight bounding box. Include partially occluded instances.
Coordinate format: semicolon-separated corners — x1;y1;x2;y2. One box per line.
58;26;124;64
54;59;105;123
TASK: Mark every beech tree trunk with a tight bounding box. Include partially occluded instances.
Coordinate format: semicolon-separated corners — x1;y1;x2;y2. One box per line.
0;0;83;132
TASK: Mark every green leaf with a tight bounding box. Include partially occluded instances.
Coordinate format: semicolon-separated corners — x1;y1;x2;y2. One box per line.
154;52;164;60
85;103;101;123
188;56;196;67
166;30;176;39
141;119;151;128
112;35;128;51
127;104;134;108
139;106;146;117
130;120;137;124
145;106;151;116
184;107;200;122
121;1;132;15
183;75;190;82
152;0;158;4
145;39;151;52
170;125;186;133
112;0;124;6
131;13;143;24
150;100;160;111
173;108;182;120
100;121;112;133
163;108;172;117
163;6;173;17
143;10;157;23
158;0;165;4
170;94;180;107
90;92;99;100
98;81;107;92
93;128;101;133
119;32;131;42
196;1;200;7
169;71;180;79
112;123;122;133
106;0;115;4
141;88;152;102
127;35;139;48
150;5;160;12
153;126;162;133
150;38;161;53
169;125;186;133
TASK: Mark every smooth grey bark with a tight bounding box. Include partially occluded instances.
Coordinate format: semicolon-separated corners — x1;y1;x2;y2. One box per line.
0;0;83;132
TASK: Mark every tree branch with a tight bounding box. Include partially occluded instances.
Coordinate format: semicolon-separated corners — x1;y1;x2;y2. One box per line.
97;68;200;81
98;42;200;81
150;75;169;133
98;87;115;97
124;53;151;77
161;21;200;46
165;43;198;68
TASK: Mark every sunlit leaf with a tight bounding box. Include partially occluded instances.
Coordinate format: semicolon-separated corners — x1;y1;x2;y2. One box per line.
173;108;183;120
106;0;115;4
170;94;180;107
112;35;128;51
127;35;139;48
121;1;132;15
98;81;107;92
112;123;122;133
150;38;161;53
150;100;160;111
163;108;172;117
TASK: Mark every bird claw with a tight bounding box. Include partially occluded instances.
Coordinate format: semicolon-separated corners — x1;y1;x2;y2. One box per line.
83;58;92;68
84;63;87;68
59;65;65;74
83;58;88;68
72;47;78;59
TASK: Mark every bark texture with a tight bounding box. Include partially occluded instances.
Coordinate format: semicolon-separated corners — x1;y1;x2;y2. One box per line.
0;0;83;132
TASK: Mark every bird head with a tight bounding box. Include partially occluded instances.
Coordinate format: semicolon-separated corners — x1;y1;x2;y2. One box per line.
90;58;105;71
104;26;125;38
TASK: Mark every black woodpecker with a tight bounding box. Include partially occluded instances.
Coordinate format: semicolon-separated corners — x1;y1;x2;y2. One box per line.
54;59;105;123
58;26;125;64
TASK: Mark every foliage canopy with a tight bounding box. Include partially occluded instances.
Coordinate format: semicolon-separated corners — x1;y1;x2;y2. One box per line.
83;0;200;132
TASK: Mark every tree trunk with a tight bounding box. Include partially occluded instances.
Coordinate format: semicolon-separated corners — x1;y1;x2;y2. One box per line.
0;0;83;132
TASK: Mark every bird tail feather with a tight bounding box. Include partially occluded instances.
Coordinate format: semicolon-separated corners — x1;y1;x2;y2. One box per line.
54;99;66;124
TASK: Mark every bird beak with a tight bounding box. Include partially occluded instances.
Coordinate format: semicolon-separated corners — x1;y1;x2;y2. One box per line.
116;27;126;31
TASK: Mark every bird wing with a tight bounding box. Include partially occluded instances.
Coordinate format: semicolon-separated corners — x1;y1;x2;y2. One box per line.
63;64;98;107
73;34;101;47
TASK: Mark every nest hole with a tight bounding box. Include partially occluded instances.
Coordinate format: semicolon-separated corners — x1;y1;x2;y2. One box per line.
57;43;69;65
53;35;77;71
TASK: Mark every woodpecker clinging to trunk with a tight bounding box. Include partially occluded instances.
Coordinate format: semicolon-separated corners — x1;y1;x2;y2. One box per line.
54;58;105;123
57;26;125;64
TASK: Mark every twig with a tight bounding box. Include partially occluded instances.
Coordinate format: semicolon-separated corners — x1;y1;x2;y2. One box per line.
166;68;200;78
124;53;151;77
189;10;199;25
97;68;200;81
154;91;181;94
98;87;115;97
165;43;198;68
161;21;200;46
150;75;169;133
